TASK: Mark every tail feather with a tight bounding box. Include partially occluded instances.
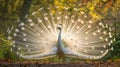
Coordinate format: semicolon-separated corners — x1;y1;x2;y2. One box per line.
8;7;114;59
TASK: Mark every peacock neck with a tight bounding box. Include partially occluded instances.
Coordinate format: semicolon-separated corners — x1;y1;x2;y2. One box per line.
57;29;64;54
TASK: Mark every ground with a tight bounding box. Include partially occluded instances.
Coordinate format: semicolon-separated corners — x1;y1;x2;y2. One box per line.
0;60;120;67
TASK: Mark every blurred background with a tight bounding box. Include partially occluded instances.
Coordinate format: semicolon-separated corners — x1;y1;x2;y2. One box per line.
0;0;120;62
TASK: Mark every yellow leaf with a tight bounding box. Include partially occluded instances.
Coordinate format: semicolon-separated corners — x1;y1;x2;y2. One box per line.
89;11;100;19
58;6;64;10
90;5;94;11
50;9;55;15
54;1;59;6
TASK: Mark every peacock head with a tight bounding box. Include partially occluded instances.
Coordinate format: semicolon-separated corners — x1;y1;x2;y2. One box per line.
57;24;62;30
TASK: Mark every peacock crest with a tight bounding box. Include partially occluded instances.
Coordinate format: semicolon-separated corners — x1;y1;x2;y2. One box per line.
7;7;114;59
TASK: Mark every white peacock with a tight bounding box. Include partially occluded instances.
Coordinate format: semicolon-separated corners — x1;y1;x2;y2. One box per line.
8;7;114;59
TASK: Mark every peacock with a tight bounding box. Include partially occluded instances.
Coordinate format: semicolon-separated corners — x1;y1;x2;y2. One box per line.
7;7;114;59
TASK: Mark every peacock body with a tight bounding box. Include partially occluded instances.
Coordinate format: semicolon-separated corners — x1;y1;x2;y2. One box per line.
8;7;114;59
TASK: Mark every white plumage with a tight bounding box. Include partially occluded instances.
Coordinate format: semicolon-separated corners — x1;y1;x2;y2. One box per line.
8;7;114;59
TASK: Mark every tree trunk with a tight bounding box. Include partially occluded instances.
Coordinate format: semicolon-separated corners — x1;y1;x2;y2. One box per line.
19;0;32;22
